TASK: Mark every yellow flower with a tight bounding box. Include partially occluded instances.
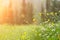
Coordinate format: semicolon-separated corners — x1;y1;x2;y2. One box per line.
21;32;27;40
47;13;49;15
33;18;37;24
21;35;25;40
47;19;50;22
50;12;54;15
24;32;27;35
39;12;42;16
33;18;36;22
51;22;55;26
59;10;60;12
55;12;57;15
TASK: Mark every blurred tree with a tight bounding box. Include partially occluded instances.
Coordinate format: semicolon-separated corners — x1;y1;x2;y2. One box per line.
24;2;33;24
1;0;14;24
40;0;46;22
17;0;26;24
46;0;60;23
17;0;33;24
46;0;51;12
7;0;14;24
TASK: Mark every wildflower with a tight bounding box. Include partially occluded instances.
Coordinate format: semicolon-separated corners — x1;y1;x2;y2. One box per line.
51;22;55;26
21;32;27;40
39;33;41;36
47;36;49;38
33;18;36;22
24;32;27;35
52;29;55;32
46;13;49;15
33;18;37;23
50;12;54;16
47;19;50;22
39;12;42;16
21;35;25;40
41;27;46;31
59;10;60;12
55;12;57;15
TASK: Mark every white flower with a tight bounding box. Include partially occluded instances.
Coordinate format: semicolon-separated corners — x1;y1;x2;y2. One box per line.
52;29;55;32
47;36;49;38
39;33;41;36
41;27;46;31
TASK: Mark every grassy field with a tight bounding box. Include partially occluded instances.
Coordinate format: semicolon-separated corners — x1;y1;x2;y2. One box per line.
0;23;60;40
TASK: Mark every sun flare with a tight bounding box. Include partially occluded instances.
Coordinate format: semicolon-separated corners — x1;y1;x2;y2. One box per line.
0;0;10;14
1;0;10;7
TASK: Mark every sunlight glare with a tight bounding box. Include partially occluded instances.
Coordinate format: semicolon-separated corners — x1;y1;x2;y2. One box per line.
1;0;10;7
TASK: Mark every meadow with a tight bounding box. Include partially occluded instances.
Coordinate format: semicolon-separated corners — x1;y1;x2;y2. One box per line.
0;22;60;40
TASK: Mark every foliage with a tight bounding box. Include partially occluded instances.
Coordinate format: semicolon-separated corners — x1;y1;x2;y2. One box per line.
37;0;60;23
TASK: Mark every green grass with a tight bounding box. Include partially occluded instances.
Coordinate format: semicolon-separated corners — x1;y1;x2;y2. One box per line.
0;23;60;40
